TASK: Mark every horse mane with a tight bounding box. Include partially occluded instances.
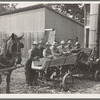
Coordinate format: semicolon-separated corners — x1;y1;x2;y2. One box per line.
2;33;24;58
2;34;16;57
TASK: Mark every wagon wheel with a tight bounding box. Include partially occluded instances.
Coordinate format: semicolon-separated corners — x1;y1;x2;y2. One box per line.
94;70;100;81
62;73;74;91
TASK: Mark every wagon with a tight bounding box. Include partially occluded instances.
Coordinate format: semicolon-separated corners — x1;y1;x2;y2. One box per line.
31;47;100;91
31;54;78;91
73;47;100;81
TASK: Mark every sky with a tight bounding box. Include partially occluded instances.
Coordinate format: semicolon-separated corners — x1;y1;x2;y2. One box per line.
16;2;41;8
0;2;43;8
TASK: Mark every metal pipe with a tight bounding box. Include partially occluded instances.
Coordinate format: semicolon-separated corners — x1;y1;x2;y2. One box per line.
96;4;100;58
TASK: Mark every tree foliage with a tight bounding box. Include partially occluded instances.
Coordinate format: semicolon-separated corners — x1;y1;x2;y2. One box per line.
47;4;84;24
0;3;18;14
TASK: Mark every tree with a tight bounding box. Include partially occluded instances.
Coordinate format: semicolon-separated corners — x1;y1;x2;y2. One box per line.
0;3;18;14
47;4;84;24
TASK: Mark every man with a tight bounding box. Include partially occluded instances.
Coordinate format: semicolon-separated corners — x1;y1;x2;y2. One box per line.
74;41;81;49
65;39;73;53
70;41;82;53
43;42;53;59
51;41;61;58
40;42;52;80
57;40;68;56
38;40;45;58
25;41;40;86
0;45;3;55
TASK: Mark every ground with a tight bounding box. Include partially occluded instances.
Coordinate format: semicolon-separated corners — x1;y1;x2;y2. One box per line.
0;65;100;94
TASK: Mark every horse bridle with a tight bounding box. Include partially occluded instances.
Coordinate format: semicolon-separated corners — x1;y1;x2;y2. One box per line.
13;41;21;56
4;40;21;65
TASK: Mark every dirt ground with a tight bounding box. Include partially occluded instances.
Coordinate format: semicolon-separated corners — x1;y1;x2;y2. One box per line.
0;65;100;94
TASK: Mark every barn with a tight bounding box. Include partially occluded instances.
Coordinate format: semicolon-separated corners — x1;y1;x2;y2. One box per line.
0;4;84;58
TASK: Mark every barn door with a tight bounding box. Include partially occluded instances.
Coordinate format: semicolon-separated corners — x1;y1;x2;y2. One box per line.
47;30;56;44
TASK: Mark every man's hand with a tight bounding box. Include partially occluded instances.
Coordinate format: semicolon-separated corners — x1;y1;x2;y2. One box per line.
47;55;53;59
33;56;40;61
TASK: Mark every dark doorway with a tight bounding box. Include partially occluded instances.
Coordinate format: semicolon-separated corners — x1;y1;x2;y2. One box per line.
86;28;89;47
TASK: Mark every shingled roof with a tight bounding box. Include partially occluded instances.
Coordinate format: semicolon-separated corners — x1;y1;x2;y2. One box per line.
0;3;83;26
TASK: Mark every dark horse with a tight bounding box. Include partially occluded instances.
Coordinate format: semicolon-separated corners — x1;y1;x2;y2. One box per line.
0;33;24;93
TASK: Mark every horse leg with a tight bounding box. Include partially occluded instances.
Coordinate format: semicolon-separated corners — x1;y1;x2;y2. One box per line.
6;71;12;93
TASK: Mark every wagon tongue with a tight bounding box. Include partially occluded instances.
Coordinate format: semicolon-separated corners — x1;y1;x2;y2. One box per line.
73;74;84;77
73;74;92;78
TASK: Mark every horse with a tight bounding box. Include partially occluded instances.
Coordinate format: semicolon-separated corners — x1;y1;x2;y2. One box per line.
0;33;24;93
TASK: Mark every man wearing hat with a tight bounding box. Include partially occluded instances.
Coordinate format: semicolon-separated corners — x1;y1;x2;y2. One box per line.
51;41;61;58
69;41;83;54
69;41;82;54
25;41;40;86
57;40;68;56
74;41;81;49
43;42;53;59
38;40;45;58
65;39;73;54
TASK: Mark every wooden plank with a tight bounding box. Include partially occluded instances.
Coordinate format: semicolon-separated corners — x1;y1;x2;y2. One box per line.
49;57;66;67
64;54;77;65
31;60;51;71
34;58;51;66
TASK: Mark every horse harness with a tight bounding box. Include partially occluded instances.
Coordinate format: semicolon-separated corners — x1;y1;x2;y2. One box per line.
0;39;21;67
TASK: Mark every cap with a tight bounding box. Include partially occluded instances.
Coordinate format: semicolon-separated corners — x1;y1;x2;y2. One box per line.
33;41;38;45
68;40;72;44
60;40;65;45
45;42;51;46
52;42;58;46
75;41;80;45
39;40;43;44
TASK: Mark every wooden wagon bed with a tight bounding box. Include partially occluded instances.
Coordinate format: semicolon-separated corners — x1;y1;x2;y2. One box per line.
31;54;78;71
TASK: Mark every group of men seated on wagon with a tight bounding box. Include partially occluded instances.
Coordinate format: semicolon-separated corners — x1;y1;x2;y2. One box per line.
29;39;81;60
25;39;82;86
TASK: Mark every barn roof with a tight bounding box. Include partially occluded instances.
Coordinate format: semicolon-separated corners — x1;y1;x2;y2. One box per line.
0;3;84;26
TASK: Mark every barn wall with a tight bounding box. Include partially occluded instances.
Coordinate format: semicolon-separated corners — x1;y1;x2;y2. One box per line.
0;8;45;57
45;8;84;46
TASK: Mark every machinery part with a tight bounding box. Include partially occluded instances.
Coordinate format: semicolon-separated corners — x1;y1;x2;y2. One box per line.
62;73;74;91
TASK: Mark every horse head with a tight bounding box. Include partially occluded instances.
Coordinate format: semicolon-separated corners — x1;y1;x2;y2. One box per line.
3;33;24;65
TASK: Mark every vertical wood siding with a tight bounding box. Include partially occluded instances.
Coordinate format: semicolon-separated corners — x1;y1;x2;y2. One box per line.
0;7;84;58
0;8;45;57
